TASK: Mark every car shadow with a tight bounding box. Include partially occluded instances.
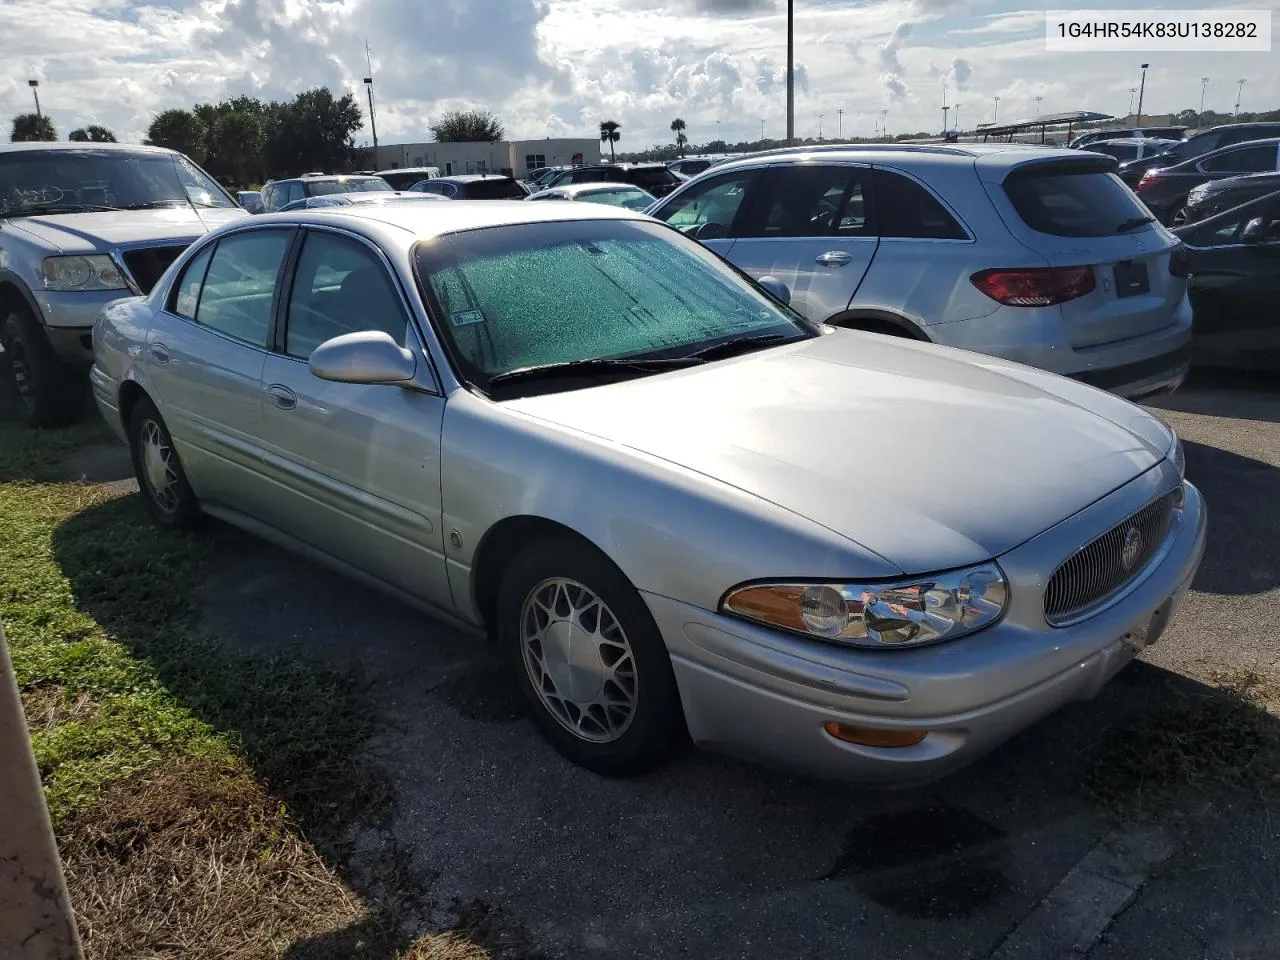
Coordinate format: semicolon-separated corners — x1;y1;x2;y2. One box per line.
50;496;1280;959
1148;368;1280;422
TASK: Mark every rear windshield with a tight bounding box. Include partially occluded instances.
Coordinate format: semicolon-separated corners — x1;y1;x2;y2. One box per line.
307;177;393;196
462;179;527;199
1003;167;1152;237
628;166;678;188
379;171;432;190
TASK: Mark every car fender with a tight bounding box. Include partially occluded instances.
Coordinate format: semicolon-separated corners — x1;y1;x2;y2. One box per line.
0;270;46;324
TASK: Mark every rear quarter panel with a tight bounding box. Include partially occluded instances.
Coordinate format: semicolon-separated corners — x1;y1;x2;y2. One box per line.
91;295;156;437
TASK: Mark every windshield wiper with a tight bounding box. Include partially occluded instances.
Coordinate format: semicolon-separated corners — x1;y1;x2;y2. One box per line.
120;199;189;210
678;333;791;362
4;202;123;217
1116;216;1156;234
487;356;698;388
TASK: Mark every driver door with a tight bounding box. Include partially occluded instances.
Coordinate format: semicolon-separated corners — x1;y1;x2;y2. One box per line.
649;169;760;260
256;227;452;610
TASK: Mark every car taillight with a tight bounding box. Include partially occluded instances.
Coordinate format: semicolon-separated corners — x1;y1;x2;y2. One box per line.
970;266;1097;307
1137;170;1161;192
1169;245;1189;278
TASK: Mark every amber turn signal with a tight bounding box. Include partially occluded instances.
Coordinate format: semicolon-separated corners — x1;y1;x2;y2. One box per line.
823;721;927;748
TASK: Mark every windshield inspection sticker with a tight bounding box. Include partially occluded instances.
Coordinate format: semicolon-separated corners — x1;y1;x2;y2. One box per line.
450;309;486;327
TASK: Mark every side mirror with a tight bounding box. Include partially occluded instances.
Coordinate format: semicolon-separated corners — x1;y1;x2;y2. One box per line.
757;275;792;306
309;331;416;385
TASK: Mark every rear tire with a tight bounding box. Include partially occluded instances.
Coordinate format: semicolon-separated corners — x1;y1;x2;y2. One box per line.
0;309;86;428
127;396;201;530
497;537;685;776
837;319;921;340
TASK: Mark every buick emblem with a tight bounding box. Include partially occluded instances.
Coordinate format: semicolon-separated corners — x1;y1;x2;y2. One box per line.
1121;526;1144;571
1135;238;1147;251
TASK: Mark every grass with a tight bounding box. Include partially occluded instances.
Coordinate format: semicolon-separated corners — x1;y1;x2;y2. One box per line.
1082;667;1280;820
0;417;505;959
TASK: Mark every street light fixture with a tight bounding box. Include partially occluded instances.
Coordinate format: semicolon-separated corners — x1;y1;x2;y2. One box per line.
1235;78;1246;116
1135;63;1149;126
27;79;41;120
1199;77;1211;127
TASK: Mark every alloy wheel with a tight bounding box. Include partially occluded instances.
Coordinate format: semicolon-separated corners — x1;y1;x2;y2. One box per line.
139;418;180;514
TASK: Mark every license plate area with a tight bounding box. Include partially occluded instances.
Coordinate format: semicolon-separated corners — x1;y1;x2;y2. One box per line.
1113;260;1151;298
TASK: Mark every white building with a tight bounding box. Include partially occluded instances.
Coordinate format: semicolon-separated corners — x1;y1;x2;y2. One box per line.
372;138;602;178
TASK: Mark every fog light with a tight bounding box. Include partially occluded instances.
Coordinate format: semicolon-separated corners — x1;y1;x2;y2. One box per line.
823;721;927;747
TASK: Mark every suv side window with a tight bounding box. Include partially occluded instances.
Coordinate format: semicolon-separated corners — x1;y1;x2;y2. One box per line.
653;170;757;240
874;169;968;240
1200;145;1278;174
260;184;278;212
1221;126;1280;147
738;165;872;238
284;181;305;204
170;245;214;319
193;230;291;347
284;232;411;359
1182;193;1280;246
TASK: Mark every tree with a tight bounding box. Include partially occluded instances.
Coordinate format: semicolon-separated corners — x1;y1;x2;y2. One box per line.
147;109;208;162
430;110;505;142
69;125;116;142
208;109;266;187
600;120;621;162
11;113;56;142
670;118;687;157
263;88;364;177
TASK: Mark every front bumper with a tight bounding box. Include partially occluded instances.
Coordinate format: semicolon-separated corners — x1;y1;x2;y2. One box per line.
647;467;1206;786
36;288;133;367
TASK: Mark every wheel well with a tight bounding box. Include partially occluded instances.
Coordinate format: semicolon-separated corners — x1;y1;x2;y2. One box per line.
117;380;149;426
470;516;605;634
0;281;36;323
828;312;927;340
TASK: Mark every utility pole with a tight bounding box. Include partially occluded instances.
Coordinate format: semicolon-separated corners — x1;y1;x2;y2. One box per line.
785;0;795;145
818;112;824;140
27;80;41;120
1199;77;1210;128
1235;78;1246;115
1034;95;1043;116
954;103;962;135
993;96;1000;123
1128;87;1137;116
760;118;765;141
1135;62;1149;126
881;109;888;141
941;77;949;135
362;41;379;155
836;108;843;139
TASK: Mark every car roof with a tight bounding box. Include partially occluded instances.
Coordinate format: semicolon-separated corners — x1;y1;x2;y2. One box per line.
255;199;647;238
1091;137;1178;146
0;141;178;155
556;182;650;196
435;174;516;183
707;142;1084;174
276;174;386;183
1206;170;1280;188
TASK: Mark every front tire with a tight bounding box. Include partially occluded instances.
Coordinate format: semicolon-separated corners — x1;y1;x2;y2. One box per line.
497;537;685;776
127;396;200;529
0;309;86;428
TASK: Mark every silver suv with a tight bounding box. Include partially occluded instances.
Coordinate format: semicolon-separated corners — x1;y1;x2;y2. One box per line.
0;142;247;426
646;144;1193;400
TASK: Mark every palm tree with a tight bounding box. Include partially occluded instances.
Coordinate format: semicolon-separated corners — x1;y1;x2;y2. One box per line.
11;113;56;142
670;118;688;157
599;120;621;162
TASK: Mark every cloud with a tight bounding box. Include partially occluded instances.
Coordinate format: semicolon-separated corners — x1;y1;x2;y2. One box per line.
686;0;775;13
879;20;914;74
951;57;972;91
881;72;908;101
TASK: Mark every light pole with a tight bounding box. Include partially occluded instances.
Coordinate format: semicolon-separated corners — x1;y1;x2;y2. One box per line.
760;118;765;141
942;105;950;135
362;41;378;153
881;109;888;141
818;112;824;140
993;96;1000;123
1199;77;1210;127
1034;95;1043;116
954;103;962;135
786;0;794;145
1135;62;1149;126
715;118;722;150
1128;87;1137;116
1235;78;1246;115
27;80;41;119
837;107;844;139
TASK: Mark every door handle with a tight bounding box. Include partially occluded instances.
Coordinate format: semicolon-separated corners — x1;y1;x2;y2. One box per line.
149;342;170;364
266;384;297;411
815;251;852;267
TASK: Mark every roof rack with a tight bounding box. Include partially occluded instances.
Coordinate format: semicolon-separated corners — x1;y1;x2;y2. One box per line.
729;142;975;162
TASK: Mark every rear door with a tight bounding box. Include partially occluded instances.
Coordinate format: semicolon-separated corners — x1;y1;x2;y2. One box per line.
647;167;760;260
982;155;1186;349
724;163;877;322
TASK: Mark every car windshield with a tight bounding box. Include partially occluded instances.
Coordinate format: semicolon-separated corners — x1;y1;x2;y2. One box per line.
0;148;235;215
415;218;811;390
579;187;655;210
307;177;393;196
463;179;528;199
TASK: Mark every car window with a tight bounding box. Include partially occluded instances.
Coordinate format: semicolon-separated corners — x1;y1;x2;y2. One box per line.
306;177;393;196
1221;126;1280;147
283;182;304;204
628;167;678;189
653;171;756;239
1003;167;1151;238
1180;193;1280;246
874;169;967;240
418;218;809;385
580;187;654;210
1168;133;1223;162
737;165;872;239
1090;143;1138;162
194;230;291;347
284;232;410;359
170;245;214;319
462;179;527;200
1201;145;1277;174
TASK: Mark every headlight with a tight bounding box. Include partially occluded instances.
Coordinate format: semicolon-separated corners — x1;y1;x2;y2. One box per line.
1186;185;1209;204
42;255;127;292
1170;435;1185;480
721;564;1008;649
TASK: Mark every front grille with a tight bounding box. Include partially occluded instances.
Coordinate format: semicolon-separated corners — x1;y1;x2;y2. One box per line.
121;244;190;294
1044;489;1179;625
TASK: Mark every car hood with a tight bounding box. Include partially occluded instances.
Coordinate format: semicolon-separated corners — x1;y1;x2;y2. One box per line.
7;207;248;253
505;332;1170;574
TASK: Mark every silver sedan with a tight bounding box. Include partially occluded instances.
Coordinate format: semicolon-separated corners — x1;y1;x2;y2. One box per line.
90;201;1207;784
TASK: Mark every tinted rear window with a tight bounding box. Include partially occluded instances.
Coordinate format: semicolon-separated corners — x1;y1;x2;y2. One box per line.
462;179;527;199
1003;167;1150;237
629;167;678;188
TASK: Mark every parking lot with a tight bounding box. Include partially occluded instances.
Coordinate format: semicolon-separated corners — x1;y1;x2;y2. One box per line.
15;371;1277;959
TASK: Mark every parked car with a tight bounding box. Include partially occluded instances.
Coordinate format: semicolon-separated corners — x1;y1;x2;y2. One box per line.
525;182;656;210
1118;122;1280;188
0;142;248;427
1081;138;1181;165
1181;170;1280;224
1172;189;1280;370
90;201;1205;784
1070;127;1187;149
669;157;717;178
1134;138;1280;225
646;143;1192;401
276;191;449;212
524;166;573;192
543;162;682;198
236;190;264;213
374;167;442;190
259;174;394;212
408;174;528;200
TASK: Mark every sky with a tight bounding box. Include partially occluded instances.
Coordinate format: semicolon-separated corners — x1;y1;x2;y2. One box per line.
3;0;1279;151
